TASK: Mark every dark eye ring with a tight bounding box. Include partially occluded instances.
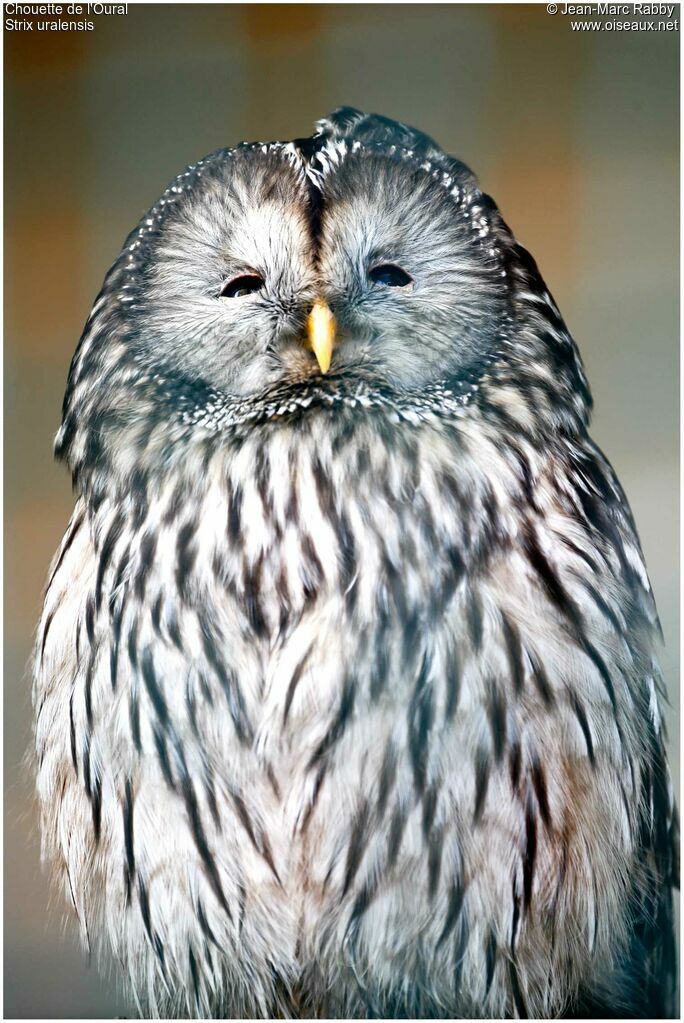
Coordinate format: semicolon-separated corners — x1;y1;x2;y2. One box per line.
220;274;265;299
369;263;413;288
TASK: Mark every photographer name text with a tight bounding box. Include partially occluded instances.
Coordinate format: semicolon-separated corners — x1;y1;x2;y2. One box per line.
560;3;676;13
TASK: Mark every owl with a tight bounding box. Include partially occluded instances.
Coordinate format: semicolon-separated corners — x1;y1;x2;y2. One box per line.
33;108;677;1018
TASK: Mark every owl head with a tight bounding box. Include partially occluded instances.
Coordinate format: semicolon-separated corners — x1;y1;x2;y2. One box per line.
56;108;591;490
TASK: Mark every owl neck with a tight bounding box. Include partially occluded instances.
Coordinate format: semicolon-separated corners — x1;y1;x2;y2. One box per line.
76;394;560;645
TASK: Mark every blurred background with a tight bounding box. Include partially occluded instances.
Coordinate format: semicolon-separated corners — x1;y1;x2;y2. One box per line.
5;4;679;1017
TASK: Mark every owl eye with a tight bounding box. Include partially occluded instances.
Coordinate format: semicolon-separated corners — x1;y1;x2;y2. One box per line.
220;274;265;299
369;264;413;288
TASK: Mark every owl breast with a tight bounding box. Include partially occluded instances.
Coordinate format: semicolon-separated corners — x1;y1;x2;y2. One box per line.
35;405;643;1017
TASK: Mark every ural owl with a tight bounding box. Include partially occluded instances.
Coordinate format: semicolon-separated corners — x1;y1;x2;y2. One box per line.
33;108;677;1018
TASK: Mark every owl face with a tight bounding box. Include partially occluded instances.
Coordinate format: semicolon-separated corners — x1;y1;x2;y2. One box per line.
128;132;511;400
58;109;591;484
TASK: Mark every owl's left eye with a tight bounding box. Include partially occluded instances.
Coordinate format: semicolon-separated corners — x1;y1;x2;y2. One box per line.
220;274;265;299
369;264;413;288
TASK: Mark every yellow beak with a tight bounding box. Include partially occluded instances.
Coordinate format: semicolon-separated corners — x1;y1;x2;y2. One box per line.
306;300;335;374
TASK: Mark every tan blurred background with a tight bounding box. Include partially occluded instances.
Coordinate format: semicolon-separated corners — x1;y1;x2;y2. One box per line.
5;4;679;1017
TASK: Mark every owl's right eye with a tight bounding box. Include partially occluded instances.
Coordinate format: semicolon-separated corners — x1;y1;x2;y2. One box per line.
220;274;265;299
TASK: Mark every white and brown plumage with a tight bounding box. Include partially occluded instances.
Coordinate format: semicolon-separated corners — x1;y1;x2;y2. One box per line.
33;108;677;1018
